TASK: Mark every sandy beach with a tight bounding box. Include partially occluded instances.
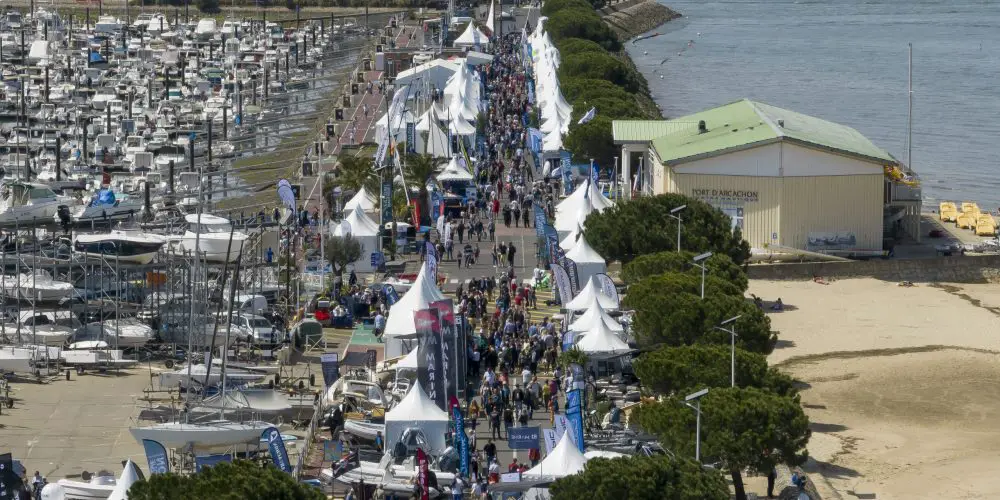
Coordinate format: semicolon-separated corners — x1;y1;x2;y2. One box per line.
752;278;1000;499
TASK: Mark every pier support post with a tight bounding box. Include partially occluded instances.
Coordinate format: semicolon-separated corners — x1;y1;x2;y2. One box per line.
55;136;61;182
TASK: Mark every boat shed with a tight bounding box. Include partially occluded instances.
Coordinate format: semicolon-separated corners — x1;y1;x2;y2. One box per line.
613;99;922;255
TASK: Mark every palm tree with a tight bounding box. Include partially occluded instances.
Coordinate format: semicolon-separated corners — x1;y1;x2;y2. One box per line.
323;155;377;213
403;153;438;226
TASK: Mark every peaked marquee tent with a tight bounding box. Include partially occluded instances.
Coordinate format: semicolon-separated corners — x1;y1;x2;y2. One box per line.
383;266;446;357
575;316;631;357
564;235;606;285
565;276;619;311
522;431;588;479
332;208;381;272
568;295;623;333
344;186;377;213
385;382;450;454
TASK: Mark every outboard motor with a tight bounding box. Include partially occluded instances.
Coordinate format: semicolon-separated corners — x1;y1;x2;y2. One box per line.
56;205;72;232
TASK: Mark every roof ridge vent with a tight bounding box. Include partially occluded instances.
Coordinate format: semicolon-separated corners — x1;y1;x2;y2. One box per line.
777;119;785;127
698;120;707;134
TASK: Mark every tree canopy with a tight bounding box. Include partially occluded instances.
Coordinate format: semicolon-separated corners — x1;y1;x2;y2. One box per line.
583;193;752;265
562;116;617;168
540;0;593;16
622;272;775;354
557;37;610;56
128;461;324;500
544;9;621;51
621;250;747;291
324;235;363;275
633;344;795;397
328;155;377;196
559;52;644;94
549;455;728;500
560;78;635;105
570;96;644;123
633;388;810;500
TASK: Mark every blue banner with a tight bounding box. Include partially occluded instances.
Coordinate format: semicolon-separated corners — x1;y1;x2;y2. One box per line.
142;439;170;474
320;353;340;388
381;180;393;226
406;122;416;153
450;397;469;477
534;206;546;238
262;427;292;473
560;152;573;195
507;426;541;450
564;256;581;295
431;191;443;223
565;390;586;453
544;224;559;267
591;162;599;183
195;454;232;472
561;331;576;352
384;284;400;305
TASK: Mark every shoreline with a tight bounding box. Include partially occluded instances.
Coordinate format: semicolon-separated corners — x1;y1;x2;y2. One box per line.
600;0;680;119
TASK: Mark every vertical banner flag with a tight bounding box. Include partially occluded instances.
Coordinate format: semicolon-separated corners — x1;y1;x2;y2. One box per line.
430;299;458;402
560;151;572;193
381;180;393;226
417;448;431;500
566;389;586;453
594;273;619;305
450;396;470;477
542;428;557;454
376;86;409;167
564;257;580;295
553;413;569;442
424;240;438;284
550;264;574;306
142;439;170;474
262;427;292;473
0;453;22;500
591;161;599;183
534;206;546;238
544;224;559;266
320;353;340;388
415;308;446;410
406;121;416;153
383;284;400;305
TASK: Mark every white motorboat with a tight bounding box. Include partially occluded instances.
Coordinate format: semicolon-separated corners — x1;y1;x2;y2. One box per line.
158;363;267;389
4;270;74;301
1;310;80;345
72;319;154;348
343;420;385;441
53;473;117;499
195;18;218;40
129;419;272;449
74;229;166;264
0;181;62;224
69;189;147;223
94;15;123;34
177;213;248;263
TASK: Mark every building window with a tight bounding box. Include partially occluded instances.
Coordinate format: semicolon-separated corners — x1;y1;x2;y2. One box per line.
717;206;744;233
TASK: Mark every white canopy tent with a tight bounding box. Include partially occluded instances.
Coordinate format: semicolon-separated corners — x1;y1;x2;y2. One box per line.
343;185;377;213
569;295;624;333
395;58;461;91
384;382;450;455
437;156;475;182
554;202;591;237
425;122;452;158
382;266;446;357
107;460;142;500
449;118;477;136
564;236;607;286
373;109;417;148
565;276;619;311
522;431;588;479
559;224;583;251
557;180;615;215
332;209;380;272
453;22;490;50
485;1;496;36
575;316;630;357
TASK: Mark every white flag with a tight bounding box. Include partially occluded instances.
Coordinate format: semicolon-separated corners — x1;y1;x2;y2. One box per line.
577;106;596;125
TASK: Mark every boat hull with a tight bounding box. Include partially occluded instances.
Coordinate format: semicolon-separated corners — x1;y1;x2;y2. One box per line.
129;420;271;449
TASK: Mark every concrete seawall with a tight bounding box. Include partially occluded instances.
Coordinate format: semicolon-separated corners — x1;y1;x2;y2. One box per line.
748;255;1000;283
601;0;681;40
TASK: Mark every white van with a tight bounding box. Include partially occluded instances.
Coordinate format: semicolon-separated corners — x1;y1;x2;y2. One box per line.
231;294;267;316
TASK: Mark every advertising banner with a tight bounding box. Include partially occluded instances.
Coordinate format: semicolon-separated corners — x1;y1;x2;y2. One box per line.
550;264;574;307
141;439;170;475
415;308;446;410
406;121;416;153
417;448;430;500
262;427;292;473
594;273;619;305
507;426;541;450
380;180;393;226
450;396;470;477
542;428;557;454
320;353;340;388
534;206;546;237
430;299;458;402
565;390;586;453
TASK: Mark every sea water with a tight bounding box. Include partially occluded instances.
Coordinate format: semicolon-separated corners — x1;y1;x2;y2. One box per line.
628;0;1000;209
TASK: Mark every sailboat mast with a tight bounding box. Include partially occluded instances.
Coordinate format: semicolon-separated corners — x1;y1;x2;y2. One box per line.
907;42;913;169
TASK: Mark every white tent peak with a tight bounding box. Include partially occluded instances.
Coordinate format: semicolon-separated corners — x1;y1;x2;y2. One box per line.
107;460;141;500
569;295;623;332
565;235;604;264
437;155;475;182
344;186;376;213
565;276;618;311
575;316;630;356
522;431;588;479
386;381;449;422
334;209;379;237
383;265;446;345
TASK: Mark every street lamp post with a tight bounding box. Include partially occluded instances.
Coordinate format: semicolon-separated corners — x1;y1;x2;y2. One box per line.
668;205;686;253
692;252;712;299
715;315;743;387
684;388;709;462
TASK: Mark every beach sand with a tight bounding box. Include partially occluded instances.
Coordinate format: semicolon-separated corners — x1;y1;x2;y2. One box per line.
751;278;1000;500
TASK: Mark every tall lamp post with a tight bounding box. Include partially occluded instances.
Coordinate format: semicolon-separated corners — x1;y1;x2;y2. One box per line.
692;252;712;299
668;205;686;253
684;388;709;462
715;315;742;387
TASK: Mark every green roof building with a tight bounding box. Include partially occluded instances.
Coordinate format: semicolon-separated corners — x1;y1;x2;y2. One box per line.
613;99;921;254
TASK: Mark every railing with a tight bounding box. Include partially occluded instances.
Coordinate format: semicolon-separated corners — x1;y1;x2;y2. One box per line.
293;394;324;479
888;180;922;202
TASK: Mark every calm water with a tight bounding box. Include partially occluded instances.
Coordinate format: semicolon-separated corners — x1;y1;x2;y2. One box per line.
627;0;1000;209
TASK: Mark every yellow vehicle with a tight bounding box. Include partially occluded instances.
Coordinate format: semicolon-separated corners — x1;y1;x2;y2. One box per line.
976;214;997;236
939;201;958;222
956;213;975;229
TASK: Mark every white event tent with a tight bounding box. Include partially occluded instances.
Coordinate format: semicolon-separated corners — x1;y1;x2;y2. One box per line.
568;294;623;333
107;460;142;500
384;382;450;455
575;316;631;358
454;22;490;50
343;186;377;213
522;431;588;479
437;156;475;182
564;235;606;285
559;224;582;251
565;276;619;311
382;265;446;357
332;209;381;272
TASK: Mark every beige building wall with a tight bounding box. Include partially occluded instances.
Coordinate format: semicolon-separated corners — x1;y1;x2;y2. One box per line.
780;175;884;251
670;174;782;249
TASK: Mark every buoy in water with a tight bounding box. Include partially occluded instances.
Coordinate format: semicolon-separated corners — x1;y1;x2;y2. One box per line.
659;75;664;79
643;51;648;55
